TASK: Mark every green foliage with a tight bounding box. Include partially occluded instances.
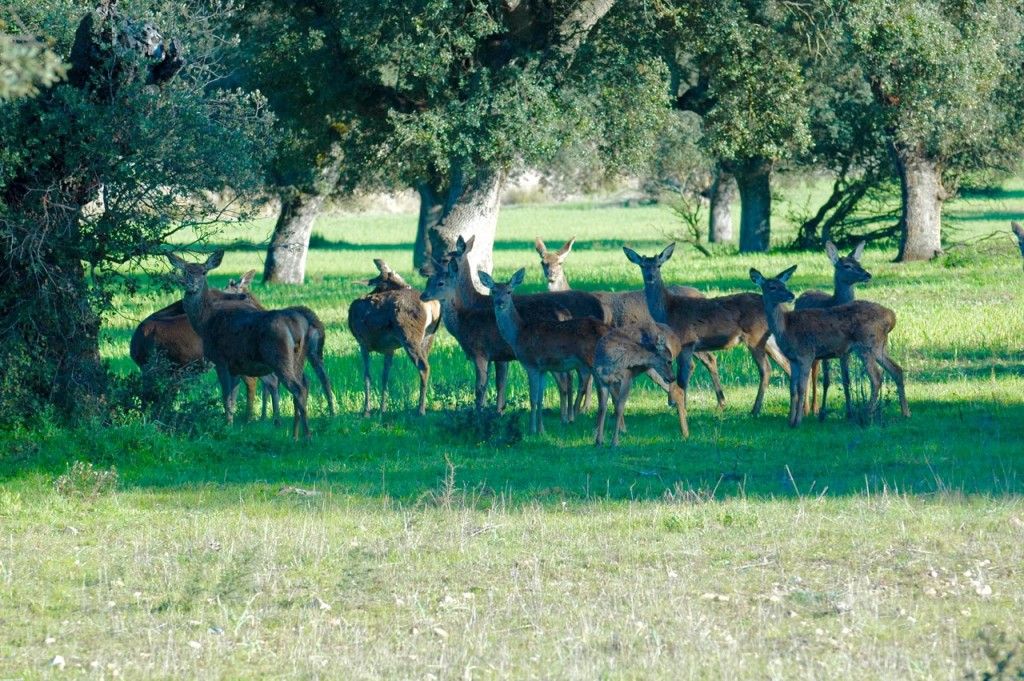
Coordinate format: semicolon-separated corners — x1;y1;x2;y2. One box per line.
0;31;66;100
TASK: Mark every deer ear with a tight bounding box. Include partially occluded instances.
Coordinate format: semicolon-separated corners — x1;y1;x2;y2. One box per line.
510;268;526;288
462;235;476;254
166;252;188;270
825;241;839;265
205;250;224;271
239;270;256;289
373;258;391;273
656;243;676;265
477;270;496;289
623;246;643;265
777;264;798;283
534;237;547;256
557;237;576;259
749;268;765;286
851;241;866;261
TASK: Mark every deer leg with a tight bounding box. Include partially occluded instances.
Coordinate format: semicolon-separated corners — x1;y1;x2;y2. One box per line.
806;361;818;416
677;346;695;409
695;351;726;409
403;344;429;416
861;351;883;421
308;346;336;417
765;334;791;375
553;372;571;425
380;350;394;415
242;376;257;422
360;347;372;417
278;371;310;441
840;353;854;419
877;350;911;418
818;360;831;422
215;365;237;425
537;371;547;435
265;375;282;426
594;379;610;446
668;381;689;439
612;380;632;447
787;359;803;427
750;345;772;417
574;369;592;415
473;356;489;411
526;370;541;434
260;377;269;421
495;360;509;414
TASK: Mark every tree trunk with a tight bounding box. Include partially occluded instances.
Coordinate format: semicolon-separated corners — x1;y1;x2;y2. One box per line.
708;170;735;243
428;166;505;284
733;158;772;253
893;145;944;262
414;178;446;273
263;190;325;284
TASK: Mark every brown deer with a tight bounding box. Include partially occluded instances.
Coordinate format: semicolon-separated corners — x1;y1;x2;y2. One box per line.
166;251;318;439
348;259;441;416
1012;222;1024;261
593;322;688;446
794;241;870;419
428;235;605;422
623;243;790;416
477;268;611;435
749;265;910;427
535;236;725;407
130;270;280;420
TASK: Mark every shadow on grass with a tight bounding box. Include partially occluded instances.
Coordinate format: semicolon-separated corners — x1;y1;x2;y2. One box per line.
3;395;1023;504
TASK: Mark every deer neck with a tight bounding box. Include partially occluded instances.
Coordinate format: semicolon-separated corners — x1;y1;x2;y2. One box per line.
762;295;789;342
438;296;462;340
642;270;671;323
182;281;216;333
832;273;856;305
492;298;522;349
549;271;570;292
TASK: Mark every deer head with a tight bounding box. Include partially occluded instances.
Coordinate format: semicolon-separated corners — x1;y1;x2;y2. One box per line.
640;328;677;384
166;250;223;295
224;269;257;294
623;243;675;287
825;241;871;286
477;268;526;315
749;265;798;306
359;258;411;292
534;236;575;288
420;259;459;303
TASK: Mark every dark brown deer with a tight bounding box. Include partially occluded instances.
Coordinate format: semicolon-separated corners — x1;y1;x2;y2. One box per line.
623;243;790;416
750;265;910;427
535;236;725;407
130;270;280;420
348;259;441;416
477;268;611;436
593;322;688;446
166;251;318;439
794;241;870;419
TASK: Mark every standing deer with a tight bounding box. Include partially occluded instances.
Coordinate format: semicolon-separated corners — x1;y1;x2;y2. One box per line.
348;259;441;416
623;243;790;416
166;251;319;439
794;241;871;419
477;268;611;436
593;322;688;446
749;266;910;427
535;236;725;407
130;270;280;421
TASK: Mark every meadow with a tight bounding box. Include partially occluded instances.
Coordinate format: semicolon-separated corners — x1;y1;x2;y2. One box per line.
2;178;1024;678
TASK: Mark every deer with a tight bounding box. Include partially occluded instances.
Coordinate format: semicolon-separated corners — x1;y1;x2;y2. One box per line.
166;251;320;439
535;236;726;408
793;241;871;419
593;322;688;446
348;259;441;416
130;270;281;421
749;265;910;427
1012;222;1024;262
477;268;612;436
426;235;605;422
623;243;790;416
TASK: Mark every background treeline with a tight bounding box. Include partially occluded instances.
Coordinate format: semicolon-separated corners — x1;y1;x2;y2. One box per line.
1;0;1023;425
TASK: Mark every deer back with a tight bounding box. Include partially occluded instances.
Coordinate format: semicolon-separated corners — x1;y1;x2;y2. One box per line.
348;288;438;353
783;301;896;359
513;317;611;372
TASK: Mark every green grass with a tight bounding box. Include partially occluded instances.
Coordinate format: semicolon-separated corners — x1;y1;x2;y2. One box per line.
3;179;1024;678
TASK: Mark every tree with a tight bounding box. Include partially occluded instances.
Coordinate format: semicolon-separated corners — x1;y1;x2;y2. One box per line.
666;1;812;253
844;0;1024;261
0;2;272;421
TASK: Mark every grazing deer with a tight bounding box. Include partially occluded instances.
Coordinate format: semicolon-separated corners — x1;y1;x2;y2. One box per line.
593;322;688;446
130;270;280;421
535;236;725;407
794;241;870;419
1012;222;1024;262
348;259;441;416
623;243;790;416
429;235;605;422
477;268;611;435
749;266;910;427
166;251;318;439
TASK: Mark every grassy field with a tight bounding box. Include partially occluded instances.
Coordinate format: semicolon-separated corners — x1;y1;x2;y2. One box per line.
2;178;1024;678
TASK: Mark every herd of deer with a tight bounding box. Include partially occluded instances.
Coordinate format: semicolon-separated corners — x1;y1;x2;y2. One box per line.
133;221;989;443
